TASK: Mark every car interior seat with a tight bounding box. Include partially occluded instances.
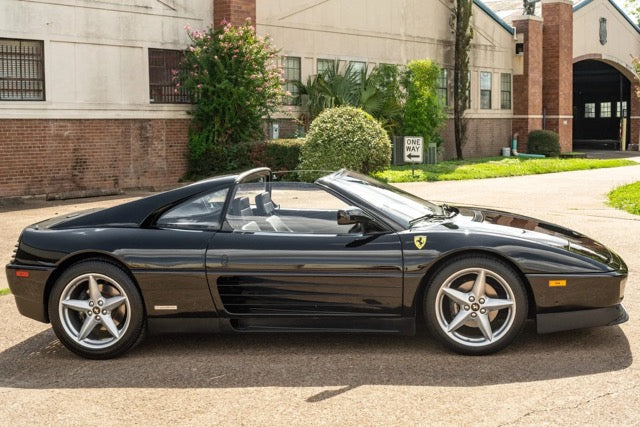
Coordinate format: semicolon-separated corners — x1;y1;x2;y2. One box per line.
255;192;275;216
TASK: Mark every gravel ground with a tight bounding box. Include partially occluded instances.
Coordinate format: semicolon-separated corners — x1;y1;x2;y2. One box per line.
1;161;640;426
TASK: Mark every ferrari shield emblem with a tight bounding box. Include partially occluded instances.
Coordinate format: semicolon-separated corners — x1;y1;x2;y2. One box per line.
414;235;427;249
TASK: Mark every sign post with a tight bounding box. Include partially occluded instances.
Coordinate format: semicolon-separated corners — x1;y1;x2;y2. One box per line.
403;136;424;177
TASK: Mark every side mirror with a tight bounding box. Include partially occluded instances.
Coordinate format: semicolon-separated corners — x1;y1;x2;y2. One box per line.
337;207;373;225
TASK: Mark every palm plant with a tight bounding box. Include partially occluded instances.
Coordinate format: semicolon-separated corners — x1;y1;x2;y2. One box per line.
297;62;403;134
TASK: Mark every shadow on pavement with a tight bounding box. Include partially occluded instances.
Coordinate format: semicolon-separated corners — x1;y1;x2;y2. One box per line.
0;321;631;391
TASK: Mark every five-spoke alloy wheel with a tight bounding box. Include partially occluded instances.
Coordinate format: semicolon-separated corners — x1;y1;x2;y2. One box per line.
49;261;145;359
424;255;527;355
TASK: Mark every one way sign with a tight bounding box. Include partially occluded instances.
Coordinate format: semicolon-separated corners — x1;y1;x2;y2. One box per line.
403;136;424;163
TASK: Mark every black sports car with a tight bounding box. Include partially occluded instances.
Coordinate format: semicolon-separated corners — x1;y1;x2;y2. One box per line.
6;168;628;358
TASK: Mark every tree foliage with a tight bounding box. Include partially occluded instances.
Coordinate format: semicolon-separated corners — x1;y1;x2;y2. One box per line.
402;59;447;148
178;20;285;177
624;0;640;24
453;0;473;160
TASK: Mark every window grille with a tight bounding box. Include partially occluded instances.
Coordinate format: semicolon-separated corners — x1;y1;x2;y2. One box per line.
0;38;45;101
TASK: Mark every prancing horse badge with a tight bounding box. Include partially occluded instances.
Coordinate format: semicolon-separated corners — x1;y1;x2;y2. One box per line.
414;235;427;249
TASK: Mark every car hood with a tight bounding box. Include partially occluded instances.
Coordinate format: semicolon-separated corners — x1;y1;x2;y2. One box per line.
438;206;624;270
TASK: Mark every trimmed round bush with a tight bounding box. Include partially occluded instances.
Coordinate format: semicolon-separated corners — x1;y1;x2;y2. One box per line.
527;130;561;157
298;106;391;181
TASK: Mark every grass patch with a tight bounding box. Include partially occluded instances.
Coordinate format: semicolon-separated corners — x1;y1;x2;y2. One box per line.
609;181;640;216
374;157;637;183
0;288;11;297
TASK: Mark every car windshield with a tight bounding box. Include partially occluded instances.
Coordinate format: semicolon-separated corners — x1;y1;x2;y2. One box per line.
321;170;442;228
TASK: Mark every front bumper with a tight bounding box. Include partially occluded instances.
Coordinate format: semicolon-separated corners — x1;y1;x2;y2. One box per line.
537;304;628;333
526;272;626;310
6;264;54;323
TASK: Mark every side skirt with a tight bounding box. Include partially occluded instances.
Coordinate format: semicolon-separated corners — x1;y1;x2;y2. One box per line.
147;316;416;335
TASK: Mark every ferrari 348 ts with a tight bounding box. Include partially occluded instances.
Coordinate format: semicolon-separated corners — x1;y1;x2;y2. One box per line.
6;168;628;358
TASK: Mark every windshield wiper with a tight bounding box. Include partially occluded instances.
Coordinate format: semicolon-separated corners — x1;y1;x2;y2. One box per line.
409;212;437;226
410;204;458;226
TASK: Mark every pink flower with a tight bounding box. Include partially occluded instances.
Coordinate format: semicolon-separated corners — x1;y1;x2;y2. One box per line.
197;84;203;89
171;69;178;75
184;23;191;31
220;18;228;26
176;83;181;88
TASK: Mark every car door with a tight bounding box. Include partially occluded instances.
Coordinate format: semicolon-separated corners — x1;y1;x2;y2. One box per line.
205;182;404;317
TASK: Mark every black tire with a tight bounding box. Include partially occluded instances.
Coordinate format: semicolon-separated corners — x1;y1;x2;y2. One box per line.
424;255;527;355
48;260;145;359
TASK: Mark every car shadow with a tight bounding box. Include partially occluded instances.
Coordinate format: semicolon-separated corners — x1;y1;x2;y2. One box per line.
0;321;632;393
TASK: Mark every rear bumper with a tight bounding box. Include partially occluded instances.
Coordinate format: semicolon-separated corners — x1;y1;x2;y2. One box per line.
6;264;54;323
537;304;628;334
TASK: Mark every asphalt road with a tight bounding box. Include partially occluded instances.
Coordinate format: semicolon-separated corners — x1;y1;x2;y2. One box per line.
1;162;640;426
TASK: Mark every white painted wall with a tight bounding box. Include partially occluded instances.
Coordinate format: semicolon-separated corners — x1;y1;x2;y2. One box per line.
258;0;516;119
1;0;516;120
574;0;640;78
0;0;212;119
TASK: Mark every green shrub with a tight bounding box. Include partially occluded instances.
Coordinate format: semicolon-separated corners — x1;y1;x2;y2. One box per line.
402;59;447;148
250;138;304;173
187;129;253;178
178;21;285;178
298;106;391;181
527;130;561;157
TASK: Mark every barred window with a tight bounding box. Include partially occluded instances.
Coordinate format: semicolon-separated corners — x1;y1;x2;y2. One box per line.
317;58;335;75
282;56;301;106
437;68;448;106
600;102;611;118
0;38;45;101
480;72;492;109
500;73;511;109
149;48;192;104
584;103;595;118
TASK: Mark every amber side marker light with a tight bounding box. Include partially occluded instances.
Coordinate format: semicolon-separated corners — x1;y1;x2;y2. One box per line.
549;280;567;287
16;271;29;278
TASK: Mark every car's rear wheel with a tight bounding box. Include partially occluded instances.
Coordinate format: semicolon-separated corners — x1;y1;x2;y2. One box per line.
48;260;145;359
424;255;527;355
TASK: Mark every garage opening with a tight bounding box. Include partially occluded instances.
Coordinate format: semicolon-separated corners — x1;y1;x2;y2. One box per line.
573;60;630;150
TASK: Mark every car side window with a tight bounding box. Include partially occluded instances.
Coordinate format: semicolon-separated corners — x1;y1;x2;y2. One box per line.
225;182;377;234
157;188;229;230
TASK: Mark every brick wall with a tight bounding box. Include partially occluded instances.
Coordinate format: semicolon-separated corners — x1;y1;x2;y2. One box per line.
213;0;256;27
542;0;574;152
631;83;640;148
512;17;543;152
0;119;189;198
441;118;513;160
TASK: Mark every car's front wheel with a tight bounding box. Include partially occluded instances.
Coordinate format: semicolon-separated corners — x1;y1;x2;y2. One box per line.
48;260;145;359
424;255;527;355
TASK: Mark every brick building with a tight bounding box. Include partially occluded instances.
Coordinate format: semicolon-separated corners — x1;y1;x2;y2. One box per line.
1;0;639;198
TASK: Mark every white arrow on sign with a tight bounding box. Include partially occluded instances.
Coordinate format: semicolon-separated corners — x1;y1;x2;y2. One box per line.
403;136;424;163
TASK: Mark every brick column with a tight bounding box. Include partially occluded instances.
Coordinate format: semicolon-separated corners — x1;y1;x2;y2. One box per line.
542;0;574;153
213;0;256;28
631;83;640;148
512;16;543;153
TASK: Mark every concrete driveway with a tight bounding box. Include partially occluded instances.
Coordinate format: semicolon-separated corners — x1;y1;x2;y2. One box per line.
1;163;639;425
